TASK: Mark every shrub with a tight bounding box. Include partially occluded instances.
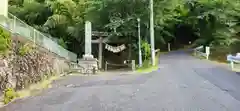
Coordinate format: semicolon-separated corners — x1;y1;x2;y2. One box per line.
3;88;18;104
18;42;33;56
0;28;11;56
141;40;151;60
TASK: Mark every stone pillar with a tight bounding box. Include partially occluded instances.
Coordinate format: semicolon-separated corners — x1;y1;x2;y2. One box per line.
0;0;8;27
77;21;98;74
83;21;93;59
0;0;8;17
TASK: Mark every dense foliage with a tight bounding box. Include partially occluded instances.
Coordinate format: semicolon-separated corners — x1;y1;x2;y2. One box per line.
0;27;11;56
8;0;240;58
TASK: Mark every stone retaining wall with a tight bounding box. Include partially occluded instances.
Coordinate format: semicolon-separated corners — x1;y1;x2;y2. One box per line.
0;35;71;91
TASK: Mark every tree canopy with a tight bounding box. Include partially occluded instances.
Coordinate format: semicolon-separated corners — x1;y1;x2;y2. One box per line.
8;0;240;58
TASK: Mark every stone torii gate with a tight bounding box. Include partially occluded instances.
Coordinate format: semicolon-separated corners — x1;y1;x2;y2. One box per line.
91;31;125;70
78;23;125;73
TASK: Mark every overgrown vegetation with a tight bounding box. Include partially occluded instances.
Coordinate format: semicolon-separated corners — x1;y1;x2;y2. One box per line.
137;40;160;73
137;51;160;73
141;40;151;61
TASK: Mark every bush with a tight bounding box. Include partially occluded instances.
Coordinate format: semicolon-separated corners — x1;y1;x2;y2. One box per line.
3;88;18;104
18;42;33;56
141;40;151;60
0;28;11;55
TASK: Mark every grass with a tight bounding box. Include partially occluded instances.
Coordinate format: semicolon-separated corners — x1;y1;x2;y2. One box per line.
1;75;63;105
16;75;61;98
136;52;160;73
136;65;159;73
0;75;62;104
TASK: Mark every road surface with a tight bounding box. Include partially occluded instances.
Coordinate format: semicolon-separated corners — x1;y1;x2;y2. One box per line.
1;50;240;111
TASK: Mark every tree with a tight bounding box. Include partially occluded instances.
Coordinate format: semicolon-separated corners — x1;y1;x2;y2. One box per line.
8;0;240;56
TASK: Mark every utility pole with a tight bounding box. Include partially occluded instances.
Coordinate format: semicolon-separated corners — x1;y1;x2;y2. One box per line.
150;0;155;66
137;18;143;67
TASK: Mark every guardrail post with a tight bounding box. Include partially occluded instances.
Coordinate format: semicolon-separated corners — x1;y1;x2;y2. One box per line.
33;29;36;47
13;16;16;32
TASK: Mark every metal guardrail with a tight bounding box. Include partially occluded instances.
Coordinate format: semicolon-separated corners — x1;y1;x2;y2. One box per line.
227;53;240;70
0;13;77;62
193;46;210;60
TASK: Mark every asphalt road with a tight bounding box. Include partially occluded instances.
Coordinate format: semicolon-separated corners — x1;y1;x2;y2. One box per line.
1;50;240;111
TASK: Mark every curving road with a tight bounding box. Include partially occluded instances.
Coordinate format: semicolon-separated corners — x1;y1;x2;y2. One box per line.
1;50;240;111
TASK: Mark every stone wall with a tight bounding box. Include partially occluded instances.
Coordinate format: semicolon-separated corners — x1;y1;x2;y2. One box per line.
0;36;71;91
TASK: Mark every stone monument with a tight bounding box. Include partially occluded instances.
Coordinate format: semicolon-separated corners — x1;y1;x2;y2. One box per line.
83;21;94;59
77;21;98;74
0;0;8;17
0;0;8;27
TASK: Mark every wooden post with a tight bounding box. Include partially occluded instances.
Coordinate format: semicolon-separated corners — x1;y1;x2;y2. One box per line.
98;37;103;69
105;61;108;71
